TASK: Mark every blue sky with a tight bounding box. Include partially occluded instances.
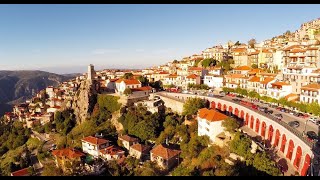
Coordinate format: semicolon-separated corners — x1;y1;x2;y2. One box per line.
0;4;319;74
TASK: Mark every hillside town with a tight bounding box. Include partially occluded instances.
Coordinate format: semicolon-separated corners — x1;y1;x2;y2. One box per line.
2;17;320;176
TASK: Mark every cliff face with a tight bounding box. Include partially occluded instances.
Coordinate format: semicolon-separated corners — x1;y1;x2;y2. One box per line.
71;80;98;124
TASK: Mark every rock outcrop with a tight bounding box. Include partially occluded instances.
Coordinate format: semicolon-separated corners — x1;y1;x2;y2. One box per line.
71;79;98;124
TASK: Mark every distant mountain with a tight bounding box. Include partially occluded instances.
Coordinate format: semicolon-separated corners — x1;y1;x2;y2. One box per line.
0;70;73;116
61;73;82;78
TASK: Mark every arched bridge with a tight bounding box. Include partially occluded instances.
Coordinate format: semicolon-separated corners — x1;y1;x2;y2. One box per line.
157;92;314;176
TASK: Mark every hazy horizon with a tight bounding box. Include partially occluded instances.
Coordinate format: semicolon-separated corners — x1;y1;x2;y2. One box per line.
1;4;320;74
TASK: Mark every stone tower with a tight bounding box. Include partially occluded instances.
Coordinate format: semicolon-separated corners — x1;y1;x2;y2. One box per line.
87;64;95;82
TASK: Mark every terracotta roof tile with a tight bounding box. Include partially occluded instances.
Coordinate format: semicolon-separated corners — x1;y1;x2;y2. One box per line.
248;76;260;82
260;77;274;84
11;168;30;176
198;108;228;122
115;79;141;85
301;83;320;91
188;67;203;71
131;86;152;92
271;81;291;86
81;136;110;145
119;135;139;143
130;143;151;153
150;144;181;160
234;66;251;71
186;74;198;79
52;148;85;159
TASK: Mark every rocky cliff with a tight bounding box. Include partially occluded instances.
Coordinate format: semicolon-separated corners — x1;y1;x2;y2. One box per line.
71;80;98;124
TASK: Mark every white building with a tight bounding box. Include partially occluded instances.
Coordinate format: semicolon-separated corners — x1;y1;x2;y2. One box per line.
81;136;110;157
115;79;141;95
300;83;320;104
46;86;55;99
197;108;228;143
203;75;224;89
267;81;292;99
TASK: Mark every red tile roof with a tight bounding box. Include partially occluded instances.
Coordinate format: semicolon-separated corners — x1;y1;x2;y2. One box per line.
11;168;30;176
198;108;228;122
271;81;290;86
119;135;139;143
81;136;109;145
131;86;152;92
248;76;260;82
99;145;124;155
150;144;181;160
260;77;274;84
186;74;198;79
52;148;85;159
234;66;251;71
130;143;151;153
301;83;320;91
233;48;247;53
116;79;141;85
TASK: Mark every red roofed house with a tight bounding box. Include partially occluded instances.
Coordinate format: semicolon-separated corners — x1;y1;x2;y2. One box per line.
11;167;31;176
150;144;181;170
81;136;110;157
185;74;201;89
118;135;139;150
129;143;152;160
197;108;228;144
51;148;85;173
130;86;153;98
99;145;125;161
105;78;119;92
267;81;292;100
115;79;141;95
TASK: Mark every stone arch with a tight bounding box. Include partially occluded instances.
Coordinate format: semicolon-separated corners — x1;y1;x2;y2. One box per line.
286;140;295;161
223;104;227;111
210;101;216;109
274;129;280;147
234;108;239;117
268;125;274;142
255;118;260;133
261;121;266;138
217;103;222;110
245;113;249;126
250;115;254;129
240;110;244;119
228;106;233;114
280;134;287;153
293;146;302;170
300;154;311;176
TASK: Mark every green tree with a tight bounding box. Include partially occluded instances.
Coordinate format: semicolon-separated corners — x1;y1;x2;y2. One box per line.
235;41;241;46
251;64;258;69
222;117;240;133
123;72;134;79
229;132;252;158
123;88;132;96
182;97;206;116
138;76;149;86
253;152;281;176
173;60;179;63
201;58;217;68
307;102;320;116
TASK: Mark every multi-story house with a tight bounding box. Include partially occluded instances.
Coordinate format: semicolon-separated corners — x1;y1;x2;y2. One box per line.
203;75;224;89
118;135;139;150
150;144;181;170
282;66;318;94
305;46;319;67
52;148;85;174
267;81;292;99
81;136;110;157
207;66;223;76
247;76;260;92
187;67;208;77
258;49;274;68
99;146;125;161
225;74;246;89
247;50;259;67
185;74;201;89
197;108;228;143
129;143;152;160
232;48;248;67
300;83;320;104
151;71;170;82
115;79;141;95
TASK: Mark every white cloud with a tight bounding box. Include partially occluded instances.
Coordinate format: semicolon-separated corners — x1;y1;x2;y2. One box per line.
92;49;120;55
